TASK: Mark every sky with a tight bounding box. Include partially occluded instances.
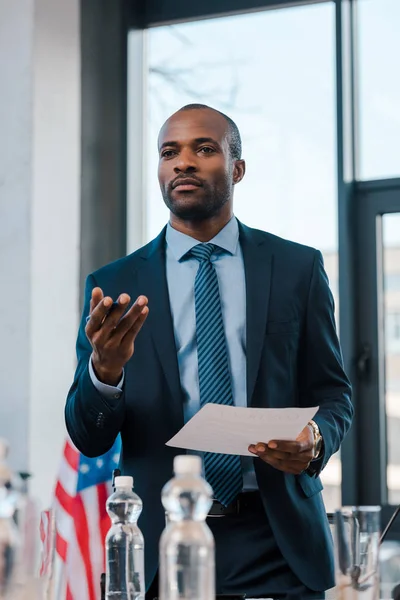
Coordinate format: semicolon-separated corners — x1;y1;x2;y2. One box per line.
132;0;400;253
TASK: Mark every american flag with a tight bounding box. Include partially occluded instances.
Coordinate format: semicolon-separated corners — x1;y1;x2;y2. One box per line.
48;437;121;600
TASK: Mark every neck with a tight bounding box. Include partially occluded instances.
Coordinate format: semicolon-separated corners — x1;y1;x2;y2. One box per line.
169;210;233;242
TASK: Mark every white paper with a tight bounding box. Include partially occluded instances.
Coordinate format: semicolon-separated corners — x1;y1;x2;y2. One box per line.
166;404;319;456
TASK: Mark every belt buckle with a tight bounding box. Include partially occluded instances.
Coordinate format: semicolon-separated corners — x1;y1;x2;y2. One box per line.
208;499;225;518
208;497;239;518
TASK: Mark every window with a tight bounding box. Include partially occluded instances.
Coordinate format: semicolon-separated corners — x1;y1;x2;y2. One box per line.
358;0;400;180
383;213;400;504
144;2;340;511
386;313;400;353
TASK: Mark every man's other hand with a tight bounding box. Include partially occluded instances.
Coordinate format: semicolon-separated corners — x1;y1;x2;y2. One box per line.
86;287;149;386
248;424;315;475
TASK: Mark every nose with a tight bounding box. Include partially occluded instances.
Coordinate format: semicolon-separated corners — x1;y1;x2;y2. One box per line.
173;148;197;174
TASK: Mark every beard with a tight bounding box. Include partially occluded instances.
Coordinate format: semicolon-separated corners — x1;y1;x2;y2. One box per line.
161;176;232;221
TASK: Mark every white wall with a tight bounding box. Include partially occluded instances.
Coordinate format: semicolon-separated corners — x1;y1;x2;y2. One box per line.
0;0;35;477
0;0;81;510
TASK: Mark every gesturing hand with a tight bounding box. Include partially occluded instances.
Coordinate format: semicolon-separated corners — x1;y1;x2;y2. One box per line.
248;424;315;475
86;287;149;385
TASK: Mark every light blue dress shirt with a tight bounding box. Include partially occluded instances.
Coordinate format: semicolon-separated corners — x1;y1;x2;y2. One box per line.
90;216;257;491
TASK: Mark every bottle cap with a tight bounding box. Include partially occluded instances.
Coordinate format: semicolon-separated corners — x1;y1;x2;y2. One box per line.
173;455;202;475
114;476;133;489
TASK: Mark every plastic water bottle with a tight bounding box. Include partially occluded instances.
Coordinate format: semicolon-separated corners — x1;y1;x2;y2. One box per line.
105;476;145;600
159;455;215;600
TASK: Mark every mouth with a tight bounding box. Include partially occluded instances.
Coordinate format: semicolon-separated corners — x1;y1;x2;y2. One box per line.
172;178;202;191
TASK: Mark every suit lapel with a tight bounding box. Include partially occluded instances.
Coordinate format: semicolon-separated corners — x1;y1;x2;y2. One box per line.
239;222;273;406
135;229;184;425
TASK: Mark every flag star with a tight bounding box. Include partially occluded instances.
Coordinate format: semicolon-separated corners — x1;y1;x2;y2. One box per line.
113;454;119;464
80;463;90;474
96;459;104;468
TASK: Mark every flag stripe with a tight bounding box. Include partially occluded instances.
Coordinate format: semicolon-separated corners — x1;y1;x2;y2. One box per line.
83;486;104;596
57;457;79;497
67;524;90;600
39;510;52;576
39;510;49;542
54;499;73;544
56;532;68;562
98;482;110;570
75;493;97;600
64;441;80;471
56;481;74;516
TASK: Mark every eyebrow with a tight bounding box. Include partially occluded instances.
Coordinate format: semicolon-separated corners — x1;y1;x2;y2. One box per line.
159;137;222;151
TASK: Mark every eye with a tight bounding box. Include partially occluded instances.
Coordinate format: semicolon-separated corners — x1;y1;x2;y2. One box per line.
199;146;215;154
161;149;176;158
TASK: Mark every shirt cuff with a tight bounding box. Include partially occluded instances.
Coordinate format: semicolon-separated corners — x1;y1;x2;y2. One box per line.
306;440;325;477
88;357;124;400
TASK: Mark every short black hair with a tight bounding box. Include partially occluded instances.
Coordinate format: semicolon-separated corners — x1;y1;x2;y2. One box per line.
178;103;242;160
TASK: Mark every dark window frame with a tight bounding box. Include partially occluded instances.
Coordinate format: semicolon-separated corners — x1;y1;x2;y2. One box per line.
129;0;329;28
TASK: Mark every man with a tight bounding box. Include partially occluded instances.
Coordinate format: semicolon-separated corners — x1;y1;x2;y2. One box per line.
65;104;353;599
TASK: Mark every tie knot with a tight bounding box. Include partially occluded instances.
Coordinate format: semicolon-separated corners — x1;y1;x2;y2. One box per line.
189;243;216;263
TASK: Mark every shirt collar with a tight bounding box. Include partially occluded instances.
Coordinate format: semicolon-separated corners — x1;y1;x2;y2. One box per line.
166;216;239;262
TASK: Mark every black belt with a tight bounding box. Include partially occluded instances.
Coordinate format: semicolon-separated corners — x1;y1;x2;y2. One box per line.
207;491;262;517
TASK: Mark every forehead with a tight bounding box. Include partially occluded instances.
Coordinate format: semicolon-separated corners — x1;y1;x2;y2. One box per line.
158;109;229;148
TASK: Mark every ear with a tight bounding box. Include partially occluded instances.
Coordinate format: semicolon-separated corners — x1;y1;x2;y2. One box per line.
232;160;246;185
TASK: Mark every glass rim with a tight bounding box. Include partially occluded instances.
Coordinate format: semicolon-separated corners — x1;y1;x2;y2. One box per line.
336;505;381;513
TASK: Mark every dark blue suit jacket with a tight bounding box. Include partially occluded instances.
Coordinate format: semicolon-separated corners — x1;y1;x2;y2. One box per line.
65;221;353;592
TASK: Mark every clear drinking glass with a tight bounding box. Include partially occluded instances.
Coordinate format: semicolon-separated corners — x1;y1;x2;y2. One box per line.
334;506;381;599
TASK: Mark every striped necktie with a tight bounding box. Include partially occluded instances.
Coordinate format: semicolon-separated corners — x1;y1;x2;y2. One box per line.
189;242;243;506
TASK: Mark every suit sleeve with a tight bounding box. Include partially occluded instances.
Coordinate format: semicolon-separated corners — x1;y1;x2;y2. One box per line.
299;250;353;476
64;274;126;457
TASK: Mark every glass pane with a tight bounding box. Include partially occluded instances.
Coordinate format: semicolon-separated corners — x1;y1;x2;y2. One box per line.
358;0;400;180
380;540;400;600
144;3;340;511
384;213;400;504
